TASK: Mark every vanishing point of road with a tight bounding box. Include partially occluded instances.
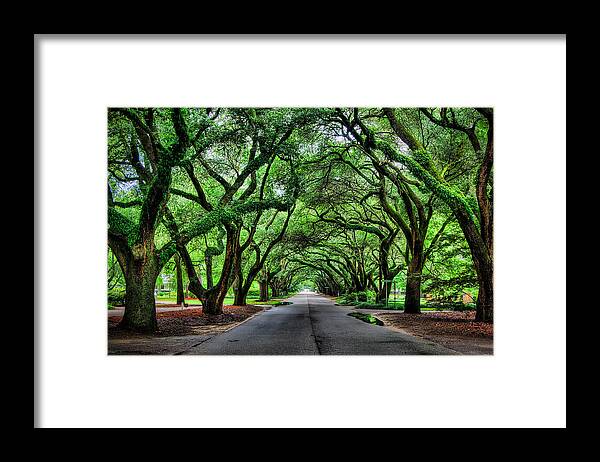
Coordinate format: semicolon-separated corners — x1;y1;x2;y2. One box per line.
180;292;459;355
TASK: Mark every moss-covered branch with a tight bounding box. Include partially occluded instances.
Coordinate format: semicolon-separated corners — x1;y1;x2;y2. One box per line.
158;197;294;265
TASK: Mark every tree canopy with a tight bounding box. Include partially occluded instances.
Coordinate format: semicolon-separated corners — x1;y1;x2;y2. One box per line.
108;107;493;332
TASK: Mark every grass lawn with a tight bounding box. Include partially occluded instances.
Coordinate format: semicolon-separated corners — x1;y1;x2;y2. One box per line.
154;293;293;306
335;297;426;308
334;296;473;312
382;299;453;311
155;295;203;305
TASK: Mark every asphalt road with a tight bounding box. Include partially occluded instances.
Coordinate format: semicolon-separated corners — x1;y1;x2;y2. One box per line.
180;292;458;355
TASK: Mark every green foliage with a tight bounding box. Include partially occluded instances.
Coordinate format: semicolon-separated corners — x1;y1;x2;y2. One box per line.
337;291;377;305
107;107;489;325
348;312;384;325
356;291;368;302
377;140;478;223
107;288;126;305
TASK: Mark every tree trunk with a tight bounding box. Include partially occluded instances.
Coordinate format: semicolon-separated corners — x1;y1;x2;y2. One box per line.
474;257;493;322
202;287;228;315
259;280;269;301
376;279;392;304
403;235;425;314
404;256;424;314
201;224;239;315
175;254;185;305
270;280;280;298
120;257;159;333
404;272;421;313
234;285;248;306
205;254;214;289
456;214;494;322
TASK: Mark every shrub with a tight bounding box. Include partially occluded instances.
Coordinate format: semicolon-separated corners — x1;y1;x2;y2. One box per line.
337;293;358;305
108;289;126;305
338;291;378;305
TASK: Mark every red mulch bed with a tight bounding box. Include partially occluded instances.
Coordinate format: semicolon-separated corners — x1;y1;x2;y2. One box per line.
374;310;493;339
108;305;263;338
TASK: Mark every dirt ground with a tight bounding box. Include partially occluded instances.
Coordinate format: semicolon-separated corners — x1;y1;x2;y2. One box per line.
373;310;493;355
108;305;263;340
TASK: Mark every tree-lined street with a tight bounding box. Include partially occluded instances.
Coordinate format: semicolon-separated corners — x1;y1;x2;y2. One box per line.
180;292;458;355
107;107;494;354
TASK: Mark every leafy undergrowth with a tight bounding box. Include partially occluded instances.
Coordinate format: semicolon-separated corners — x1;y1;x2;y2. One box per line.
354;302;400;310
335;299;471;312
348;312;384;326
108;305;263;338
375;310;493;338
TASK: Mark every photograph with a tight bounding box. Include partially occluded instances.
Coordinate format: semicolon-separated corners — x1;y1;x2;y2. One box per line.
107;107;494;355
35;34;565;429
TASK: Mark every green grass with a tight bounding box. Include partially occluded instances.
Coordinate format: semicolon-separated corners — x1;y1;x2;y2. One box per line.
155;296;204;305
336;297;427;308
108;290;297;311
154;293;293;307
348;312;384;325
335;296;473;312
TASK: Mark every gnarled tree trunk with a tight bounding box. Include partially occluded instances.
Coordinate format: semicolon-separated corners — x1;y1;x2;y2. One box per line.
202;283;229;315
120;245;160;333
201;224;240;315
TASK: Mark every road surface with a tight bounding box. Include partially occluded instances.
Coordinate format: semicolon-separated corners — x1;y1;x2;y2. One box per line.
180;292;458;355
